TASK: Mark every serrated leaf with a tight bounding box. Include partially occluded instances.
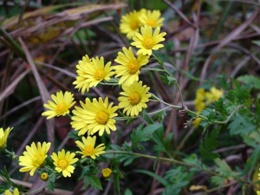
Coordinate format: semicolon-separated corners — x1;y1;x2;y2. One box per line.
199;128;220;161
228;113;256;135
131;123;163;150
88;175;103;190
237;75;260;90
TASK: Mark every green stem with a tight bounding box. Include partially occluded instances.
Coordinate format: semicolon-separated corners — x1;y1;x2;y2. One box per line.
151;93;182;109
105;150;251;185
152;53;184;109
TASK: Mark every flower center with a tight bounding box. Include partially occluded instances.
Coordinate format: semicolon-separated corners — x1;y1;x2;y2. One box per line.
96;111;109;124
127;59;140;74
146;19;156;27
32;155;44;167
128;92;141;105
94;69;106;81
58;159;68;169
84;145;94;156
55;103;68;115
142;37;154;49
130;20;139;30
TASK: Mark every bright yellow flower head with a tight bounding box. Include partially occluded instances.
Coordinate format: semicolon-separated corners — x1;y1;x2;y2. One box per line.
102;168;112;178
40;172;49;181
140;9;164;28
205;87;223;103
76;136;105;159
73;55;114;94
19;142;51;176
131;26;166;56
118;81;151;117
4;188;20;195
193;87;223;127
257;191;260;195
51;149;78;177
42;91;75;119
0;127;12;148
114;47;149;85
71;97;118;136
120;10;143;39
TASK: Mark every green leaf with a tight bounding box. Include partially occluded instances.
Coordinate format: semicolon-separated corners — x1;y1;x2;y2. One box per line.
152;128;173;154
135;169;169;186
237;75;260;90
88;175;103;190
124;189;133;195
47;173;56;191
228;113;256;135
131;123;163;150
199;128;220;162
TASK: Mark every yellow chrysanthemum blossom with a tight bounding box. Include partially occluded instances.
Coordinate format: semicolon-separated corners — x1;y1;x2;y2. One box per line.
131;26;166;56
73;55;114;94
119;10;143;39
118;81;151;117
205;87;223;103
193;87;223;127
40;172;49;181
42;91;75;119
114;47;149;85
76;136;105;159
0;127;12;148
19;142;51;176
140;9;164;28
73;55;91;94
4;188;20;195
51;149;78;177
102;168;112;178
71;97;118;136
257;191;260;195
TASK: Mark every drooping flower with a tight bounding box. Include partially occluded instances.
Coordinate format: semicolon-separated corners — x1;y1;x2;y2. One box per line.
119;10;143;39
0;127;12;148
102;168;112;178
131;26;166;56
19;142;51;176
71;97;118;136
4;188;20;195
73;55;114;94
140;9;164;28
42;91;75;119
76;136;105;159
114;47;149;85
118;81;151;117
51;149;78;177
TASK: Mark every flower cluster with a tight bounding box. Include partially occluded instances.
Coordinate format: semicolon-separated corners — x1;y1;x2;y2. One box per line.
16;8;166;187
193;87;223;126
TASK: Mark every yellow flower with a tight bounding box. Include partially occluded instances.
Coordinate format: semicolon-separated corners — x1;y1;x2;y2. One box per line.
73;55;114;94
194;88;206;113
42;91;75;119
4;188;20;195
73;55;92;94
131;26;166;56
102;168;112;178
76;136;105;159
114;47;149;85
118;81;151;117
0;127;12;148
258;191;260;195
71;97;118;136
19;142;51;176
40;172;49;181
51;149;78;177
205;87;223;103
120;10;143;39
140;9;164;28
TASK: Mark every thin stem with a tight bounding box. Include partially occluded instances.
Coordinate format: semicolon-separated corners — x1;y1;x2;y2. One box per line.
152;53;185;109
151;93;182;109
105;150;252;185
